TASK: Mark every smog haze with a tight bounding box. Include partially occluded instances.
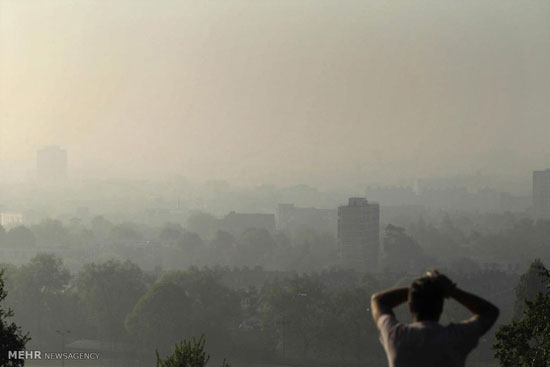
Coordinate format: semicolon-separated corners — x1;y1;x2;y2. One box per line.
1;0;549;188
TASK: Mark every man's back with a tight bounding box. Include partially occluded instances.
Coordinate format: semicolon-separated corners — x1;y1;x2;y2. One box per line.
378;314;482;367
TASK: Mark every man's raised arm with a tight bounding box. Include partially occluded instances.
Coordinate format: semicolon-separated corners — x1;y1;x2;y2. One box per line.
431;271;500;335
449;287;500;335
370;286;409;324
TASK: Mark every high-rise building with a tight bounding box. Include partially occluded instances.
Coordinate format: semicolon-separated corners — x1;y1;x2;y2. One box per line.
37;146;67;181
533;169;550;219
337;197;380;272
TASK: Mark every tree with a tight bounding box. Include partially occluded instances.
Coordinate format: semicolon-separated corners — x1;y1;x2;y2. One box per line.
109;224;142;243
493;260;550;367
286;229;337;272
77;260;146;343
0;225;6;247
383;224;428;273
513;259;549;320
326;287;379;364
128;269;240;358
31;219;72;247
259;275;330;361
207;231;234;266
10;253;71;348
233;228;276;267
159;223;184;243
126;282;193;354
186;213;218;240
0;269;30;367
155;336;229;367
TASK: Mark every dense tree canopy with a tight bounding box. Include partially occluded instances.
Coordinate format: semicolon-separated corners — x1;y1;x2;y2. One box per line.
493;260;550;367
77;259;146;342
0;269;30;367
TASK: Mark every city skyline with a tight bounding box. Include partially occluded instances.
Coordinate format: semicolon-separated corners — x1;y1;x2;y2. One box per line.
1;1;549;188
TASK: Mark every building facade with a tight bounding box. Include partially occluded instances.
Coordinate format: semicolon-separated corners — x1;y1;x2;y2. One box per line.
533;169;550;219
337;197;380;272
276;203;337;235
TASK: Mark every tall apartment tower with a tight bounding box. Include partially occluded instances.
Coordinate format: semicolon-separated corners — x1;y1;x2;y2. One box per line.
337;197;380;272
37;146;67;182
533;169;550;219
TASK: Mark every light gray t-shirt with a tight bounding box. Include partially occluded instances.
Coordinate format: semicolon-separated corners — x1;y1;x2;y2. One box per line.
377;314;482;367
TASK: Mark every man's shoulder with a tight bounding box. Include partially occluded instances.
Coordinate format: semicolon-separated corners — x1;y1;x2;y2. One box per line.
444;318;484;340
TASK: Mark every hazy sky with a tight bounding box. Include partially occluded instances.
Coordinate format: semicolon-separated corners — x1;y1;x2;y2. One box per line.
1;0;549;187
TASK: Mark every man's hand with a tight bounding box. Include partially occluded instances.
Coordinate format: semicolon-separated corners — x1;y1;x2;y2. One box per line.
426;269;456;298
426;269;499;335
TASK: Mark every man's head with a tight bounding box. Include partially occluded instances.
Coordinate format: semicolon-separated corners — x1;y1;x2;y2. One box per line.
408;276;445;322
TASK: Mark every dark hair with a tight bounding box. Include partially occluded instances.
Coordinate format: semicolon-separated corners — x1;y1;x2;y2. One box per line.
408;276;444;320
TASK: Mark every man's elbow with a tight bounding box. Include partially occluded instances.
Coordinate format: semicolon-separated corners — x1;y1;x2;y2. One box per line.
479;304;500;328
371;293;381;307
487;305;500;321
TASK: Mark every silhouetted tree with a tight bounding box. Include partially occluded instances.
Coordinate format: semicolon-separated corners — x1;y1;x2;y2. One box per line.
383;224;428;273
0;269;30;367
513;259;549;320
233;228;276;267
155;335;230;367
10;253;71;348
77;260;146;343
126;282;193;354
186;213;218;240
31;219;72;246
493;260;550;366
159;223;184;243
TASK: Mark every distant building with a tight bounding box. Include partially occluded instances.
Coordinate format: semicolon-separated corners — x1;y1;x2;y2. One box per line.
37;146;67;181
276;204;337;235
220;211;276;235
533;169;550;219
0;212;23;228
337;197;380;272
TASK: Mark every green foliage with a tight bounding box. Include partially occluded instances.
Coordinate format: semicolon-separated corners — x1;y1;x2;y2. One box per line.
126;282;192;352
126;269;240;355
233;228;277;267
513;259;549;320
159;223;184;242
383;224;430;273
259;272;383;364
471;219;550;266
155;335;230;367
31;219;73;246
493;260;550;367
0;268;30;367
186;212;218;240
77;259;146;341
9;253;72;348
260;274;329;360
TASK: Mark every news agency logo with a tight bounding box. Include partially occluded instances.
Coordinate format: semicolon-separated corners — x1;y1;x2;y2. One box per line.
8;351;100;360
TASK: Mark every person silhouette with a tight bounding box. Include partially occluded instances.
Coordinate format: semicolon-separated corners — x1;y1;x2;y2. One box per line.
371;270;499;367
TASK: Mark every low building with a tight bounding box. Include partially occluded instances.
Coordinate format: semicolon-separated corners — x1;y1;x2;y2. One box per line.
220;211;276;235
276;204;337;235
